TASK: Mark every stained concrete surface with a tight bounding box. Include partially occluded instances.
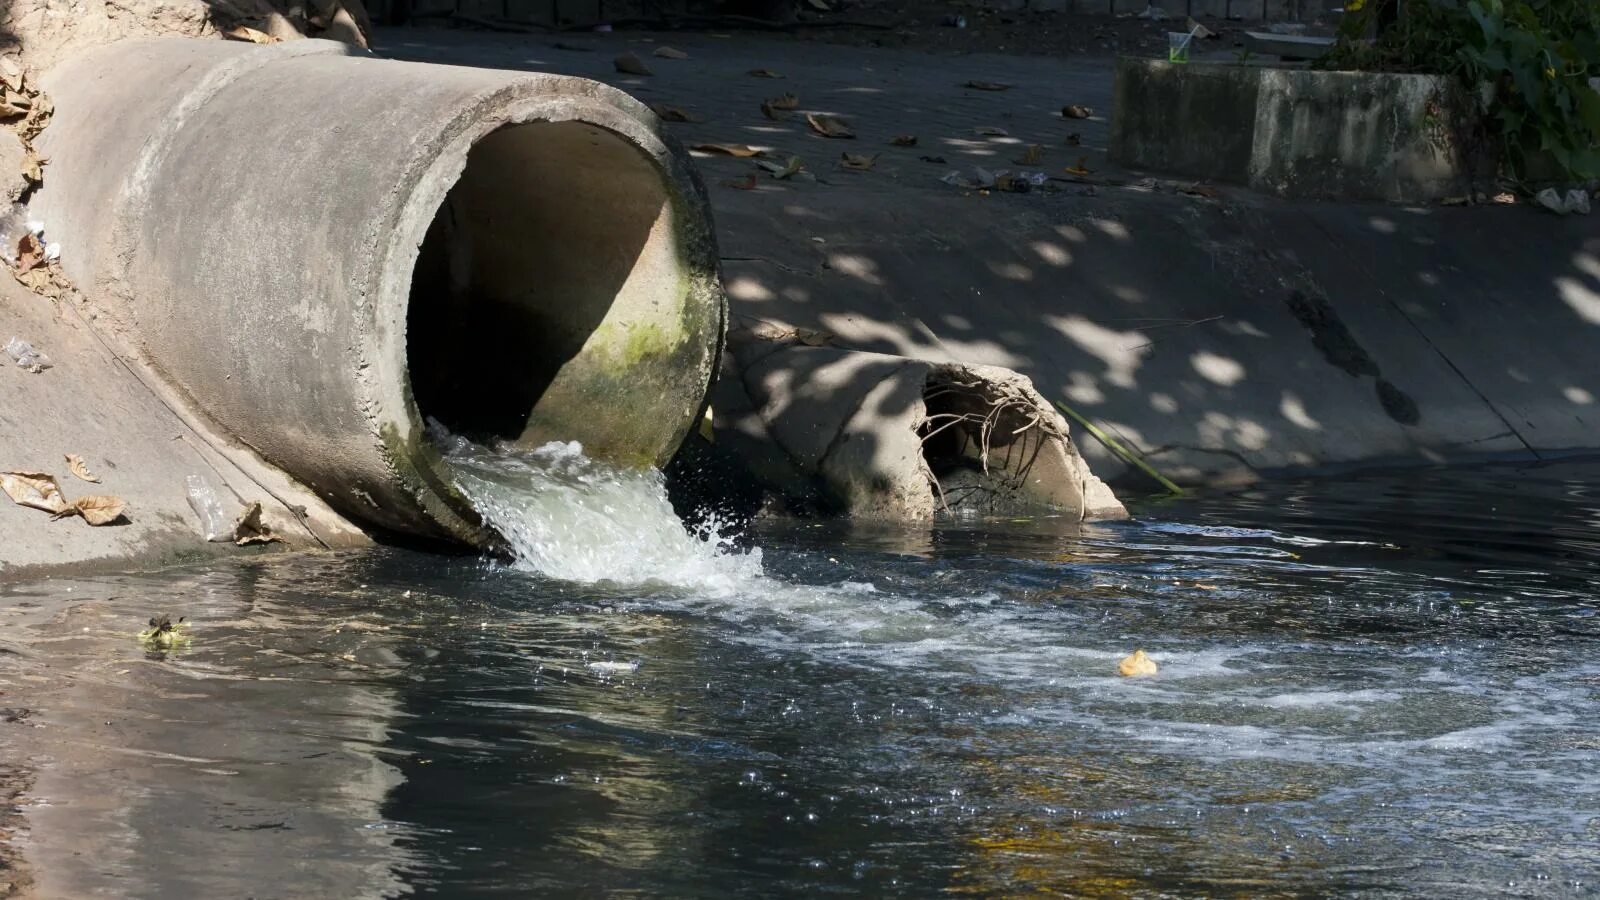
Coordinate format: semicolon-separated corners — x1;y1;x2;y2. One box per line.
384;30;1600;490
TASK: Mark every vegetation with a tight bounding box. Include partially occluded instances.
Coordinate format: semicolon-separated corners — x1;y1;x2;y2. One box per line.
1321;0;1600;185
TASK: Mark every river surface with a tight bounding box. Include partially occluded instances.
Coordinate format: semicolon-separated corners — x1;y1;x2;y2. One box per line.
2;454;1598;897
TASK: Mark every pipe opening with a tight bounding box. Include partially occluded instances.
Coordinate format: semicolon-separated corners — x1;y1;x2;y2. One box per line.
918;368;1082;516
406;119;678;447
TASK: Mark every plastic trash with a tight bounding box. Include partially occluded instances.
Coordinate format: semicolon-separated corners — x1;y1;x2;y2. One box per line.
185;474;233;542
1168;30;1194;62
0;202;27;264
43;242;59;261
1537;187;1594;216
4;336;52;372
1139;4;1169;20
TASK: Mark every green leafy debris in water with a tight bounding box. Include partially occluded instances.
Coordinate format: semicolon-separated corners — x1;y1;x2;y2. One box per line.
138;615;191;652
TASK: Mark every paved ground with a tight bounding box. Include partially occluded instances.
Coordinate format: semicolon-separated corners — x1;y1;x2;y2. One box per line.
380;28;1600;492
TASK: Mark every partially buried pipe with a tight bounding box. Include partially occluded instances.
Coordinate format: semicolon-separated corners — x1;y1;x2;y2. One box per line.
32;37;727;544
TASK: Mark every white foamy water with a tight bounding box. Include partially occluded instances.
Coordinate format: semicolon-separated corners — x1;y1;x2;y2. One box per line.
439;434;766;590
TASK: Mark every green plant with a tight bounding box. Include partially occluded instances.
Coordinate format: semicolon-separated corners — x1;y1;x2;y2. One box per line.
1321;0;1600;184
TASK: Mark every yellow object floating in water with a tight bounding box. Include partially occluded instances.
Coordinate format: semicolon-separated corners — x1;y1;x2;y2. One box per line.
1118;649;1158;677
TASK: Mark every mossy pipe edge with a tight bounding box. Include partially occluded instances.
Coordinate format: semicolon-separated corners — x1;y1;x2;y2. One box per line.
34;38;727;545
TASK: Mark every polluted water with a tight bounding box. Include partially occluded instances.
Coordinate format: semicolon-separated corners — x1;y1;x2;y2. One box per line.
0;439;1596;897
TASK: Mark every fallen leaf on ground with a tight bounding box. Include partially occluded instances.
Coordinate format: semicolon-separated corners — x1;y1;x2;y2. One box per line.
723;174;759;190
614;53;653;76
1062;104;1094;119
1492;192;1517;204
20;151;42;184
747;68;784;78
652;46;689;59
890;134;918;147
650;104;700;123
69;495;127;526
0;470;68;515
232;501;283;545
965;80;1012;91
65;454;100;483
797;329;833;346
973;126;1009;136
0;57;22;92
839;152;878;171
14;233;43;272
691;142;762;157
1066;132;1082;146
223;26;280;44
756;156;805;179
1014;143;1044;165
1118;649;1158;677
806;114;855;139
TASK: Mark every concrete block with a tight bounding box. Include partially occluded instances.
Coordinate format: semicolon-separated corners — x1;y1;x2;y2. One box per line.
1111;59;1476;202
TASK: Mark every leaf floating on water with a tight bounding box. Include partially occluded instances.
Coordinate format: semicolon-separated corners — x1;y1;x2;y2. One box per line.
768;92;801;111
232;500;283;545
1064;156;1093;177
1014;143;1044;165
138;615;191;651
965;80;1012;91
747;68;784;78
613;53;653;76
839;152;877;171
0;470;68;515
1117;648;1158;677
806;113;855;139
691;142;762;158
760;100;788;121
973;126;1009;137
652;46;689;59
1066;132;1082;146
723;174;759;190
223;25;280;44
890;134;918;147
70;494;127;526
64;453;101;483
1062;104;1094;119
649;104;700;123
1178;182;1219;199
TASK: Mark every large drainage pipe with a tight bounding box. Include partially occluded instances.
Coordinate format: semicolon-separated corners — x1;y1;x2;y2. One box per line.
33;38;726;544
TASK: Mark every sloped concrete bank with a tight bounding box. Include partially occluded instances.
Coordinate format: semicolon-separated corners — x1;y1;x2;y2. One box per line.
23;37;727;554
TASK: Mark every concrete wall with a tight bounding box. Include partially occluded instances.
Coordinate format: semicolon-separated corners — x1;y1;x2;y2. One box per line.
1112;59;1473;202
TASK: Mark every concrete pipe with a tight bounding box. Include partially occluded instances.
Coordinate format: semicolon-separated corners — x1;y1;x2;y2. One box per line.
33;38;726;543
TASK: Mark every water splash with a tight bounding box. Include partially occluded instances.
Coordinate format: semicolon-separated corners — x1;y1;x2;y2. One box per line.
438;432;764;589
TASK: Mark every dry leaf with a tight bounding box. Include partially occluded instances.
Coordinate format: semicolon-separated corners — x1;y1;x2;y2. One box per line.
964;80;1012;91
973;126;1009;137
613;53;653;76
649;104;700;123
20;150;41;184
232;501;282;545
1062;104;1093;119
223;26;280;44
0;57;23;92
72;495;126;526
890;134;918;147
723;174;759;190
1066;132;1082;147
806;114;855;139
768;92;801;110
65;454;101;484
756;156;805;179
1117;649;1158;677
1178;183;1219;199
0;470;68;515
1014;143;1043;166
839;152;877;171
652;46;689;59
747;68;784;78
797;329;833;346
760;100;789;121
691;142;762;158
14;233;43;273
1064;156;1092;177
